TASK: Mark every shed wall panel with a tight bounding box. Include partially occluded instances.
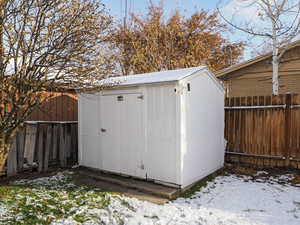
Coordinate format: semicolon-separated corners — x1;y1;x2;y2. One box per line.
99;92;146;178
78;94;100;167
145;84;179;184
99;95;121;174
181;72;224;187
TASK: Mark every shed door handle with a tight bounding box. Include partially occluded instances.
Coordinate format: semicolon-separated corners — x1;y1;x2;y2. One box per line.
101;128;106;132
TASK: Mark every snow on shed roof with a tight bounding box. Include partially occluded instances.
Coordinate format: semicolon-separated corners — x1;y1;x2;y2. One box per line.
101;66;207;87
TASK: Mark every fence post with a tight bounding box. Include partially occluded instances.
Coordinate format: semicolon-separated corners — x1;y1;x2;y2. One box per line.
285;94;292;167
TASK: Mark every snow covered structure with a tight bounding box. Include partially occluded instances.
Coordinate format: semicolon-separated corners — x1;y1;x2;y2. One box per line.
78;66;225;188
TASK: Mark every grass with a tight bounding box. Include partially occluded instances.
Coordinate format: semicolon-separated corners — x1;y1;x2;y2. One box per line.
0;171;117;225
3;166;283;224
1;167;298;225
0;169;227;224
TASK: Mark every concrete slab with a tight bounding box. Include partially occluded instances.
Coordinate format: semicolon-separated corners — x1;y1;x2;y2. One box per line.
76;168;180;203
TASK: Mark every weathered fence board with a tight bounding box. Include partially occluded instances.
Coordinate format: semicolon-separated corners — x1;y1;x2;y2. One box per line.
24;125;37;165
52;125;59;160
2;122;78;177
7;137;17;176
225;93;300;169
37;125;45;172
59;124;67;168
44;126;52;171
16;130;25;171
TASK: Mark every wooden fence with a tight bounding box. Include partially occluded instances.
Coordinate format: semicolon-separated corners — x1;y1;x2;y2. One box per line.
225;93;300;168
4;122;78;176
27;91;78;121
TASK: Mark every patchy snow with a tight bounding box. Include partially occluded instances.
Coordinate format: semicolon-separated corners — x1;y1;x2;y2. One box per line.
255;171;269;176
109;174;300;225
0;206;7;218
1;171;300;225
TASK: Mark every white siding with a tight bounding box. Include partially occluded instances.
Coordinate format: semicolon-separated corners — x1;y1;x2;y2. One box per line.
99;95;121;174
78;67;224;188
144;84;180;185
180;72;224;187
78;93;100;169
99;92;146;178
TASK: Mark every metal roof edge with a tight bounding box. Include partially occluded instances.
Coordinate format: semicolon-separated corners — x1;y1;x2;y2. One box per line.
116;79;179;87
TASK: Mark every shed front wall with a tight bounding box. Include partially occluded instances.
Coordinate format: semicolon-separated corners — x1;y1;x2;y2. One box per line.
78;83;181;186
78;93;101;169
180;71;225;187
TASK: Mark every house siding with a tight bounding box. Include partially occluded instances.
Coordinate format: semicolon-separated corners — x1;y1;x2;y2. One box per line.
220;46;300;97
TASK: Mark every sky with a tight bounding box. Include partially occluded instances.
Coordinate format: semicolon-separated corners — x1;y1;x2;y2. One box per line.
101;0;219;19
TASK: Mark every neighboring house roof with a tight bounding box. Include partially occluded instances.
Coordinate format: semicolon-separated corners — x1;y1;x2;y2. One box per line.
216;40;300;79
101;66;207;87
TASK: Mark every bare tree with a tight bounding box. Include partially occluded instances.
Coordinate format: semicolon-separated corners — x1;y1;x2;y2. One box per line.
0;0;114;172
218;0;300;95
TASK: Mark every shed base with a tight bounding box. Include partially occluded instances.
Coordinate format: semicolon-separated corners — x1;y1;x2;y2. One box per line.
78;166;180;200
77;166;224;201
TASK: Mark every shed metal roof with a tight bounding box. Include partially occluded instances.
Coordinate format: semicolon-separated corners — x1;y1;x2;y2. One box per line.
101;66;206;87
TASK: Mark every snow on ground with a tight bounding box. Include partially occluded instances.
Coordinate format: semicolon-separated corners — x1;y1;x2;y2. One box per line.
0;206;7;219
109;174;300;225
0;171;300;225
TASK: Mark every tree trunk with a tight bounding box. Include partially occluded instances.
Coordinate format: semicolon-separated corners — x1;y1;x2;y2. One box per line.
0;133;12;174
272;57;279;95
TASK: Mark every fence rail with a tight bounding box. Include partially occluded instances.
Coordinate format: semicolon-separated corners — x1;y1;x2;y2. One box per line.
3;122;78;176
225;93;300;168
225;105;287;109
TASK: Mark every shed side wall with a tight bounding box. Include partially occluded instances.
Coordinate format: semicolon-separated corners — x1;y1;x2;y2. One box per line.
181;72;224;187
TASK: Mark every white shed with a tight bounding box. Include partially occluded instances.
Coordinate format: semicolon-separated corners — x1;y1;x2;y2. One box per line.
78;66;225;188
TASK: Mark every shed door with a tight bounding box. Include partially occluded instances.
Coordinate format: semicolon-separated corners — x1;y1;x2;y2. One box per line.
100;93;145;178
